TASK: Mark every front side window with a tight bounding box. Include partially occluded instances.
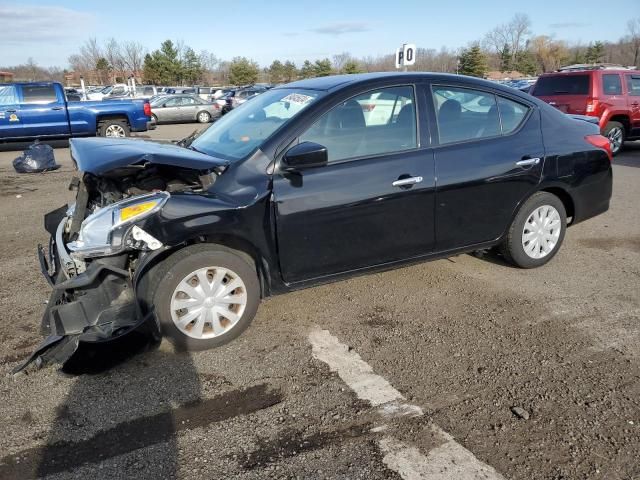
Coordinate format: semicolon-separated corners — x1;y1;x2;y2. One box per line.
0;85;18;106
300;86;417;163
191;88;323;161
602;74;622;95
21;85;57;104
627;75;640;96
433;86;500;144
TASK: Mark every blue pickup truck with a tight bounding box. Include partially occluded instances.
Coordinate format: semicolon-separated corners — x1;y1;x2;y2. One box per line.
0;81;153;140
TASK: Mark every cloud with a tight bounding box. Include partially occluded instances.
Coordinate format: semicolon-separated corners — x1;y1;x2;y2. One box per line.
310;21;372;35
0;4;94;45
549;22;589;29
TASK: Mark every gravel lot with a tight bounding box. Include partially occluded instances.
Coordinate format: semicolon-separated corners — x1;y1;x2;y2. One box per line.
0;125;638;480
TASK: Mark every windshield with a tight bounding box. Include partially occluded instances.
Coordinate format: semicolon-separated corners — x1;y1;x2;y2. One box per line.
191;88;323;161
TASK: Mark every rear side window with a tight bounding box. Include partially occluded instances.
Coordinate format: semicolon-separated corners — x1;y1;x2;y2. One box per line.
497;97;528;134
0;85;18;105
602;74;622;95
21;85;57;104
627;75;640;96
433;87;501;143
533;75;590;96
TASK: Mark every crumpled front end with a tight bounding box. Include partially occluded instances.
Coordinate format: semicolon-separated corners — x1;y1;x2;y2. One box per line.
15;142;223;373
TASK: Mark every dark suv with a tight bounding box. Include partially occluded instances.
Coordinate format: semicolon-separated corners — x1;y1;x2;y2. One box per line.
17;73;613;372
531;65;640;155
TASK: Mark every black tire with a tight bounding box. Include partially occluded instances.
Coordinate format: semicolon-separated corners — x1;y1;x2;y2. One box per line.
500;192;567;269
603;121;625;156
197;111;211;123
98;119;130;137
140;244;260;351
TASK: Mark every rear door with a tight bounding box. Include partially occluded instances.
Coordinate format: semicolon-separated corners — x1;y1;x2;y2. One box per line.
429;84;544;251
531;73;591;114
18;84;69;137
181;96;200;120
0;85;23;139
626;74;640;136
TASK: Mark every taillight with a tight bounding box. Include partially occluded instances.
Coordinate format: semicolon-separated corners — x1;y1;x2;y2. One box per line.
585;97;599;115
143;101;151;117
585;134;612;162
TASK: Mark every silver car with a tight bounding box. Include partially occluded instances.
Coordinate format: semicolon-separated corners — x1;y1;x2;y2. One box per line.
150;94;221;124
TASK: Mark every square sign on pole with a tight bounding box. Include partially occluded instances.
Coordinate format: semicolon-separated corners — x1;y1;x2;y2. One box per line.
395;43;416;69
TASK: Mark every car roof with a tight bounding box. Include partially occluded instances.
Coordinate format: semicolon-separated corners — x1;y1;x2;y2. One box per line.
280;72;528;97
539;69;640;76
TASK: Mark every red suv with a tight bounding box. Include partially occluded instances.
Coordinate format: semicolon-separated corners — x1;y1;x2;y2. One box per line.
531;65;640;155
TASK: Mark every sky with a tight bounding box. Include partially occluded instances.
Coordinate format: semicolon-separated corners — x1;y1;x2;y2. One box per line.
0;0;637;68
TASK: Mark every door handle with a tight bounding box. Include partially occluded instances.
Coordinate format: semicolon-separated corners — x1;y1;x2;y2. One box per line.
516;157;541;167
392;176;423;187
5;109;16;113
52;106;64;111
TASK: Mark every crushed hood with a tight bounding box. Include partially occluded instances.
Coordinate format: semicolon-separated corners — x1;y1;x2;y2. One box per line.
70;137;229;175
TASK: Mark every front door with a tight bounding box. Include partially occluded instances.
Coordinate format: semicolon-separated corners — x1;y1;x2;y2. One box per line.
429;84;544;251
18;84;69;137
626;74;640;137
273;85;436;284
0;85;23;139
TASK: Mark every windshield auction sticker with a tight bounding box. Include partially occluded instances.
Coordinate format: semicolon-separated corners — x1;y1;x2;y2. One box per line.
281;93;314;105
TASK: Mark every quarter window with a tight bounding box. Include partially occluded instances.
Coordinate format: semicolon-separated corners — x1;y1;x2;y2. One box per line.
0;85;18;106
21;85;57;104
627;75;640;96
602;74;622;95
300;86;417;163
497;97;528;134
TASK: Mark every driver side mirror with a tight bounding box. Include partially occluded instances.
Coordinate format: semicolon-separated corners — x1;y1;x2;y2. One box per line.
281;142;328;171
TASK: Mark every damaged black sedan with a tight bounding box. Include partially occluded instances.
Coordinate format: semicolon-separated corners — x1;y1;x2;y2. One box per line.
18;73;613;371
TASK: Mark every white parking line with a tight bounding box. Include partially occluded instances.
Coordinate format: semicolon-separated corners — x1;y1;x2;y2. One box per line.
309;329;506;480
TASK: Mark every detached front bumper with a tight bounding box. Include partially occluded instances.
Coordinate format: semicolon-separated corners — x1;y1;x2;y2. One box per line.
14;214;155;373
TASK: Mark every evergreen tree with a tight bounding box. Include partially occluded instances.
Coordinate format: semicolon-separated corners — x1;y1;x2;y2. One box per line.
458;45;488;78
268;60;285;84
142;40;183;84
282;61;297;82
313;58;333;77
300;60;315;78
228;57;259;85
343;60;362;74
513;50;537;76
500;44;512;72
182;47;203;84
585;41;605;64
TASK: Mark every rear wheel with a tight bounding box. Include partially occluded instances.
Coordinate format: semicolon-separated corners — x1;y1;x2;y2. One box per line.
98;119;130;138
500;192;567;268
197;111;211;123
141;244;260;351
603;121;625;156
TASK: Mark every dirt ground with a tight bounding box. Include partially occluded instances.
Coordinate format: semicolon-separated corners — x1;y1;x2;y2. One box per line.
0;125;638;480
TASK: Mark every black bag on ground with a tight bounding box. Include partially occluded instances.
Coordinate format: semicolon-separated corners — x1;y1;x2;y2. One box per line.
13;141;60;173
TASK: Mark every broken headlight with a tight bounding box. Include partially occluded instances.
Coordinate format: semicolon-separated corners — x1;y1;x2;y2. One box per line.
67;192;169;258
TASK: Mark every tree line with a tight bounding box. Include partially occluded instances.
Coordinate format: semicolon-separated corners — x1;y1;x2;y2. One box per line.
2;16;639;84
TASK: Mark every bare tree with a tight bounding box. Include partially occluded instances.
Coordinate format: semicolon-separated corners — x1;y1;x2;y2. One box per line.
122;41;147;78
628;18;640;67
332;52;352;72
104;38;127;81
484;13;531;66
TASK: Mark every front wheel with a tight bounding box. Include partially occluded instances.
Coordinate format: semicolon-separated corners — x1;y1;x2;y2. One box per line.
142;245;260;351
603;121;625;156
500;192;567;268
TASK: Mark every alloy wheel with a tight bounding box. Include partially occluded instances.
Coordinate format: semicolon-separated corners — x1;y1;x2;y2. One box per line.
607;126;623;154
522;205;562;259
105;124;126;138
170;266;247;339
